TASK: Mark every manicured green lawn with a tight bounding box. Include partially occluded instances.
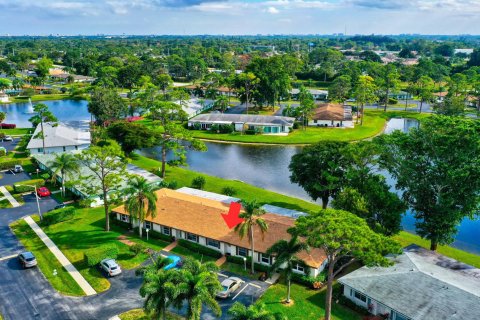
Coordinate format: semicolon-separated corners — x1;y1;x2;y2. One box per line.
169;245;217;264
10;219;84;296
0;198;12;209
1;128;33;135
393;231;480;268
119;309;184;320
258;283;362;320
10;94;71;103
220;261;262;280
13;206;169;293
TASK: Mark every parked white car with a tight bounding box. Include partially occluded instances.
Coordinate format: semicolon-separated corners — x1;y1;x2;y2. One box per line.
216;277;244;299
100;258;122;277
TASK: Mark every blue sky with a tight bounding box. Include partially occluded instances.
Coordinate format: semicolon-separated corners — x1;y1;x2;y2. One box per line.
0;0;478;35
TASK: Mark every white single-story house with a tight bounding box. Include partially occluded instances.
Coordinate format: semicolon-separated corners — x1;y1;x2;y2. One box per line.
388;91;413;100
188;114;295;135
27;123;91;155
112;187;328;277
308;103;354;128
290;88;328;101
32;152;162;206
338;244;480;320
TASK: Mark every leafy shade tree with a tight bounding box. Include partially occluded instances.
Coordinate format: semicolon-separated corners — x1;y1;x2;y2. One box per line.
377;116;480;250
48;153;80;198
29;103;58;155
297;86;315;130
353;75;377;125
154;73;173;98
213;94;229;113
124;176;158;238
414;76;434;113
289;141;349;209
433;95;465;116
266;234;309;304
376;64;400;111
139;257;175;320
328;75;352;104
234;200;269;274
234;72;259;114
107;121;160;155
228;302;286;320
88;87;128;126
77;141;127;231
169;258;222;320
294;209;401;320
149;99;206;178
0;78;12;91
34;57;53;83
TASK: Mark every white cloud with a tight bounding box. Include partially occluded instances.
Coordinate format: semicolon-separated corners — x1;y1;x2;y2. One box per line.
266;6;280;14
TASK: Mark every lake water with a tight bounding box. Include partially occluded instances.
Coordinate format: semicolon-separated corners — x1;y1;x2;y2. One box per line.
0;99;90;129
141;118;480;254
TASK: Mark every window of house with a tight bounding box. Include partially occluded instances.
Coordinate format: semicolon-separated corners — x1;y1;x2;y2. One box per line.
314;120;317;124
354;291;367;303
38;148;43;153
162;226;171;235
207;238;220;249
293;263;305;273
236;247;248;257
260;253;271;264
121;214;129;222
394;313;410;320
144;221;152;230
186;233;198;242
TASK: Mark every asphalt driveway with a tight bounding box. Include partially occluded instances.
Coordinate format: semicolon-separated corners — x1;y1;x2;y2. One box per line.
0;138;20;152
0;171;33;187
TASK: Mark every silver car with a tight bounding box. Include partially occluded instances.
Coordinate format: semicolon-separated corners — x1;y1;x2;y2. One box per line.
18;252;37;268
3;136;13;141
216;277;244;299
100;258;122;277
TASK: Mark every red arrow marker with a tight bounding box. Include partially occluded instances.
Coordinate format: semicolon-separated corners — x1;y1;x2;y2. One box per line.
221;202;244;229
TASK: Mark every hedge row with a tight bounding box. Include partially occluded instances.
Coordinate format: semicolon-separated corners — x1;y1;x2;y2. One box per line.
84;244;119;267
226;255;270;274
0;160;20;170
0;124;16;129
42;207;75;226
177;239;223;259
13;179;45;193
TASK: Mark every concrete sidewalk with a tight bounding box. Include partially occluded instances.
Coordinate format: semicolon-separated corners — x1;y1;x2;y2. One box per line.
24;216;97;296
0;186;20;207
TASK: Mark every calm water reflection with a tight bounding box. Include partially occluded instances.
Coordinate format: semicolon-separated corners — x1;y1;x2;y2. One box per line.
140;117;480;254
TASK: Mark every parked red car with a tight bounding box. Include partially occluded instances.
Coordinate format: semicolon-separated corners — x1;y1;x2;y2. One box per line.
37;187;51;197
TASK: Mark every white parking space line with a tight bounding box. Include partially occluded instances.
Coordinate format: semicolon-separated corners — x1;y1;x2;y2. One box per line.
232;283;249;300
0;254;18;262
249;283;261;289
217;272;228;278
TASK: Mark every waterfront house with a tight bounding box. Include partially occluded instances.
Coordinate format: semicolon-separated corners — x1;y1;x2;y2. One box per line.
338;244;480;320
188;113;295;135
308;103;354;128
112;188;327;277
27;123;91;155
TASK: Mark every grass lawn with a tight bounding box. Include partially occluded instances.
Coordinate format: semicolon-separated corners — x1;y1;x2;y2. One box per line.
14;206;169;294
131;154;480;268
1;128;33;135
258;282;362;320
10;94;71;103
119;309;184;320
220;261;262;280
169;245;217;264
10;218;85;296
0;198;12;209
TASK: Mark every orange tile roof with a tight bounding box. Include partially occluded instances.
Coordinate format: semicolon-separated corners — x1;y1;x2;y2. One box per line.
112;188;326;268
312;103;351;121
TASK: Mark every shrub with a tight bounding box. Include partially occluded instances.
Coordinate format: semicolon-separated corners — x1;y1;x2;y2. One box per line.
291;270;326;288
226;255;270;274
0;123;16;129
245;129;256;135
191;176;206;190
293;122;300;129
160;180;178;190
84;244;119;267
78;199;93;208
0;160;19;170
219;124;234;134
0;148;6;157
0;133;5;139
388;98;398;105
210;124;220;133
13;179;45;193
40;173;51;181
130;243;147;256
42;207;75;226
148;229;174;242
177;239;222;258
221;186;237;197
192;122;201;130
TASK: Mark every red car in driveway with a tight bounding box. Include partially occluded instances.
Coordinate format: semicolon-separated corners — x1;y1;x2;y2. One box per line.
37;187;51;197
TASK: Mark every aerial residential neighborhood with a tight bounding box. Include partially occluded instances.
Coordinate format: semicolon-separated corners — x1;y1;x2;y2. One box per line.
0;2;480;320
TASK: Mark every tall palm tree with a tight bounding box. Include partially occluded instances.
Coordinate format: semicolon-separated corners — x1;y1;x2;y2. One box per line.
169;258;222;320
48;153;80;198
234;199;268;274
266;235;309;304
228;302;286;320
139;257;176;320
124;176;158;238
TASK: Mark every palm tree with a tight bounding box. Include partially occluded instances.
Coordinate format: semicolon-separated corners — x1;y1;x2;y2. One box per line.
124;176;158;238
48;153;80;198
29;103;58;154
169;258;222;320
228;302;286;320
140;257;176;320
234;200;268;274
266;235;309;304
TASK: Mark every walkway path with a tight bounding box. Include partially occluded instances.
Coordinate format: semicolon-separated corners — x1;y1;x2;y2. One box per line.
0;186;20;208
23;216;97;296
163;240;178;252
